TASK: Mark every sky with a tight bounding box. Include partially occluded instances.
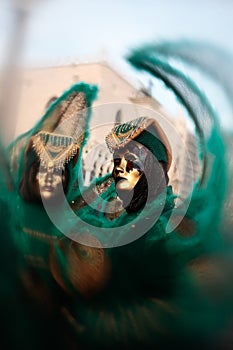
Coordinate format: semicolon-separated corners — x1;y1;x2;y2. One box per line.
1;0;232;64
1;0;233;130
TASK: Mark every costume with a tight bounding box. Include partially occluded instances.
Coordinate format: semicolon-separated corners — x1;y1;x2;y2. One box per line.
50;51;233;349
0;142;70;349
7;82;98;330
50;109;229;349
6;46;233;349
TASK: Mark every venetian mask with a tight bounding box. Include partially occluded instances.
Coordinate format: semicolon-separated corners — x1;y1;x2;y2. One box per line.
35;162;66;201
112;143;148;192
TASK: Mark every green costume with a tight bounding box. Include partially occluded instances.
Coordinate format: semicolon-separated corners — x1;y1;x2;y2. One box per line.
6;46;233;350
0;142;72;349
62;115;227;349
52;51;231;349
7;82;98;334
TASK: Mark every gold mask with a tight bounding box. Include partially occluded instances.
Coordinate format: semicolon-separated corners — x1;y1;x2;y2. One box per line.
112;144;148;192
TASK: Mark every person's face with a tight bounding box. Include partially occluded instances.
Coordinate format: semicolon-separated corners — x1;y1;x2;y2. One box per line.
36;165;65;201
112;144;147;192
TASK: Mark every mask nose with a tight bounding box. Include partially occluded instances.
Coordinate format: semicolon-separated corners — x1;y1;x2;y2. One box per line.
45;172;53;184
115;167;123;176
45;166;54;185
114;157;127;176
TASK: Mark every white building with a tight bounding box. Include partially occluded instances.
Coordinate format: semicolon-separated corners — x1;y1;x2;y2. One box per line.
13;61;201;199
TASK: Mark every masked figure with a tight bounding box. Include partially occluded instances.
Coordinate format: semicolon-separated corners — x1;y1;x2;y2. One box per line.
13;85;95;204
49;117;178;348
4;40;233;349
7;82;102;319
8;87;231;349
50;108;231;350
0;140;75;349
105;116;172;214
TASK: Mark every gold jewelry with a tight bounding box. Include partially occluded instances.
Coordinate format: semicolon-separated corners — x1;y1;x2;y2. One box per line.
32;91;88;171
105;117;147;153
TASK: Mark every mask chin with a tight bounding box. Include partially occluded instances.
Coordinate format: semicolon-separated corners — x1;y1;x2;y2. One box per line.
115;178;136;192
118;174;148;213
40;189;56;201
39;187;64;206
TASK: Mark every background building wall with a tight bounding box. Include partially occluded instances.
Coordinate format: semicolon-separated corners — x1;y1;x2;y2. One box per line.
14;62;200;200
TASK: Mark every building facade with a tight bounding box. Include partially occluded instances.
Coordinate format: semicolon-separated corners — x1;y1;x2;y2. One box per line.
15;61;200;200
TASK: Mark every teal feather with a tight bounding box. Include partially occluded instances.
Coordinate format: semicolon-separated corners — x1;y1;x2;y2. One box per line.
4;44;233;349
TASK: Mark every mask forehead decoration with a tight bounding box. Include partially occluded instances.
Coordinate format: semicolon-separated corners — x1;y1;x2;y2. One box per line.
106;117;147;153
106;117;172;170
32;92;87;171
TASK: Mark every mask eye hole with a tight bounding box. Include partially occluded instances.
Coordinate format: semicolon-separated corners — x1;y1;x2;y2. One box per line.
126;160;135;172
114;158;121;166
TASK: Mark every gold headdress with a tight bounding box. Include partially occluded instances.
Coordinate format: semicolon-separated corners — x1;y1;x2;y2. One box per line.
32;91;88;170
105;117;172;170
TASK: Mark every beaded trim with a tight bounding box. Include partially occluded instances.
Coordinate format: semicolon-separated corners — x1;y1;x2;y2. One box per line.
105;117;147;153
32;91;87;170
32;132;83;170
105;116;172;170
